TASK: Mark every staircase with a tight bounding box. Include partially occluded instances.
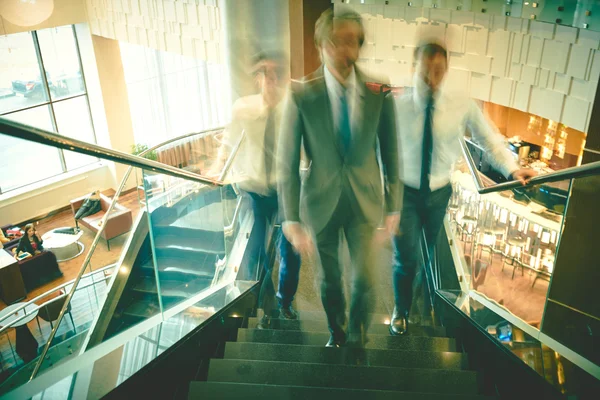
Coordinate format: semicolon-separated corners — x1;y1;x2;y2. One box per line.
188;312;496;399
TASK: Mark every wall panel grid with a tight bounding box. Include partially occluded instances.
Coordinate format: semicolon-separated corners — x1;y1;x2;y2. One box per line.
85;0;223;64
342;4;600;133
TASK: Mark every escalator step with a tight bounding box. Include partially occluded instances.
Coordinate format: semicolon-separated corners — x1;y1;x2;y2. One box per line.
292;311;426;326
247;317;447;337
224;342;467;370
236;329;456;352
206;359;479;395
189;382;495;400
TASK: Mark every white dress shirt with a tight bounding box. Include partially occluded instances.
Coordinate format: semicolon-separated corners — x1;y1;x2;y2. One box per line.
395;76;519;191
323;65;362;138
220;94;282;196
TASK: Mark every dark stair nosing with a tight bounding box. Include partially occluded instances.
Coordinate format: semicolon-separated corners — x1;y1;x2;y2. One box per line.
189;382;495;400
236;329;456;352
224;341;467;370
247;317;447;337
292;310;432;326
207;359;479;395
132;277;212;297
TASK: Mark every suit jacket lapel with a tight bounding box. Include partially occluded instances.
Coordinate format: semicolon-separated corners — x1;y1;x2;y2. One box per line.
308;67;342;157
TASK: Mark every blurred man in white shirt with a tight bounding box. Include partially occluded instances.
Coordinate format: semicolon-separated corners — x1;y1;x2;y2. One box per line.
389;42;536;336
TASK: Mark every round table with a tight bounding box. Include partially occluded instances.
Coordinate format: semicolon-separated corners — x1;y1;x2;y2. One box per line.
41;228;85;262
0;302;39;363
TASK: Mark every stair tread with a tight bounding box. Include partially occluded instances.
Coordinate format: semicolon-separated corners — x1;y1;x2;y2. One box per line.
248;317;446;337
154;235;225;254
189;382;495;400
141;258;216;277
224;341;467;369
132;277;212;296
207;359;478;394
122;297;180;318
236;329;456;352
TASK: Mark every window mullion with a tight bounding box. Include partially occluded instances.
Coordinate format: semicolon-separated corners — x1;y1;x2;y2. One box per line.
32;30;67;172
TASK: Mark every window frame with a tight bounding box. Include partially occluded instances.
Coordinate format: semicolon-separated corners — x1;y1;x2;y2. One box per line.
0;25;98;195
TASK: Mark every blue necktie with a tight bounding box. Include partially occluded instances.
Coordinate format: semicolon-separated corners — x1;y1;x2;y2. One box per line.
420;95;434;193
339;88;351;155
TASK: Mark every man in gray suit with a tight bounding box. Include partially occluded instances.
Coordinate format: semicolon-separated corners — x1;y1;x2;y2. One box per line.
277;8;401;347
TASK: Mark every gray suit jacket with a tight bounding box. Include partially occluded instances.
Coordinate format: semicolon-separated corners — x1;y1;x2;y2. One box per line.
277;66;402;234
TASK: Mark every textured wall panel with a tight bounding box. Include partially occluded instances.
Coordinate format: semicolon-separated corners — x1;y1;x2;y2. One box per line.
577;29;600;49
521;65;538;86
466;53;491;74
465;26;488;55
555;25;578;44
570;78;591;101
445;68;470;94
529;21;555;39
446;24;464;53
541;39;570;73
553;73;571;95
530;87;565;121
450;10;474;26
567;45;591;80
470;73;492;101
449;52;469;70
509;62;522;81
512;33;524;63
526;36;544;67
538;69;550;88
490;77;514;107
512;82;532;112
562;97;590;132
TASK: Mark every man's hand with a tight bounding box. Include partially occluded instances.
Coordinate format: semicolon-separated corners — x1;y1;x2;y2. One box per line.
512;168;538;185
384;214;400;236
283;223;314;257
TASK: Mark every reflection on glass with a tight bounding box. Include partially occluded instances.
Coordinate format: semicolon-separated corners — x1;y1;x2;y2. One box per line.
446;156;567;326
0;32;48;114
36;26;85;101
143;170;228;312
53;96;97;169
0;106;63;193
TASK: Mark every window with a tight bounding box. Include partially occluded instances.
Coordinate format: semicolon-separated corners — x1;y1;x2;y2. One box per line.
120;42;231;147
0;26;97;195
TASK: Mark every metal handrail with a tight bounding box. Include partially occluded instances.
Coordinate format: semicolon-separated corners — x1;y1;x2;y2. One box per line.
0;118;222;187
459;137;600;195
0;264;115;327
218;130;246;182
28;126;227;380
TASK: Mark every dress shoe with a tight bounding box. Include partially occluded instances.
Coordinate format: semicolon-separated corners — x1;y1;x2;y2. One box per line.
325;333;346;348
256;315;270;330
279;304;298;320
389;307;408;336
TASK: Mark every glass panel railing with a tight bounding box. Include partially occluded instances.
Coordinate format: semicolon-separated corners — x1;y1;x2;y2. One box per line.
443;154;568;327
0;264;115;389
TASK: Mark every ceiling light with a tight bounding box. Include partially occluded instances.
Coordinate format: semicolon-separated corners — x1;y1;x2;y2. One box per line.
0;0;54;27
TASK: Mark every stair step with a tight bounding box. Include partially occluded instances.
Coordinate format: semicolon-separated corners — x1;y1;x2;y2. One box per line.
247;317;446;337
141;258;216;278
224;342;467;370
236;329;456;352
122;296;181;319
207;359;478;395
154;235;225;254
292;311;432;327
132;277;212;297
189;382;494;400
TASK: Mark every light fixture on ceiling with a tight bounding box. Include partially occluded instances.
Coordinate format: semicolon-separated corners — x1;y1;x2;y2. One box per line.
0;0;54;27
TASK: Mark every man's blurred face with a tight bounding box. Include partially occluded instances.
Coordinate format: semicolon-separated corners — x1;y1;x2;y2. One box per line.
321;19;361;74
255;60;286;106
416;52;448;92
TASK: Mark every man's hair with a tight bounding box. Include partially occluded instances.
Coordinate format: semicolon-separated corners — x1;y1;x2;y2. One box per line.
251;50;287;76
413;42;448;62
314;7;365;49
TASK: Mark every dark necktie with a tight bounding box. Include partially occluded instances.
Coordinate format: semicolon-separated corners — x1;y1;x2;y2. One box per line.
339;87;351;154
264;108;276;186
420;94;435;193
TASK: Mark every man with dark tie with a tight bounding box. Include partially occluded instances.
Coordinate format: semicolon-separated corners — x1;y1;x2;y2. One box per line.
390;42;537;336
213;51;301;325
278;8;401;347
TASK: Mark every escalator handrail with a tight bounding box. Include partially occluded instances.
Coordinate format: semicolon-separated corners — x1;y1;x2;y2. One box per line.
0;118;223;187
459;137;600;194
28;126;227;381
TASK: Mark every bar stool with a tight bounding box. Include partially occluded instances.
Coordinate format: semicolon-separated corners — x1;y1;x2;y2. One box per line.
503;235;526;279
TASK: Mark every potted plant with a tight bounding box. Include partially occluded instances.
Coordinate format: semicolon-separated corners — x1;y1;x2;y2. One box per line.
131;143;158;161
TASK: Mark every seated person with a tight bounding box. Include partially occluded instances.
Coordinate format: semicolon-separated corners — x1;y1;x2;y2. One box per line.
74;190;102;228
16;224;44;257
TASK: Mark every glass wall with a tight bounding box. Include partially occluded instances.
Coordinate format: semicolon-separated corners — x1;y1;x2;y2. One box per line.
0;25;97;194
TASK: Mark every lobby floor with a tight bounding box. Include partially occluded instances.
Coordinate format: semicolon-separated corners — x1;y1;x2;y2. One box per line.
0;189;141;377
